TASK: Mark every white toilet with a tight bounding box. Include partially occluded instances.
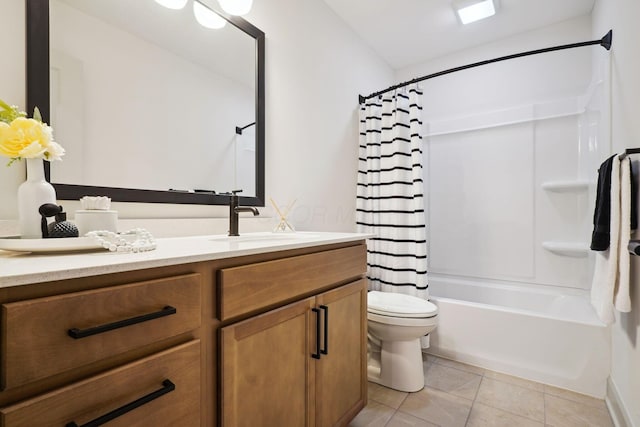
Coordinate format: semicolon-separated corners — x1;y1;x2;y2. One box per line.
367;291;438;392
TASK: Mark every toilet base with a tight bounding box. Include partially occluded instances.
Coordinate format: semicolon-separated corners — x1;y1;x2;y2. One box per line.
367;338;425;392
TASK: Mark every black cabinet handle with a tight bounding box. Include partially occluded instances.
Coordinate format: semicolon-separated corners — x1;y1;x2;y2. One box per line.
68;306;177;339
320;305;328;355
311;308;321;360
65;379;175;427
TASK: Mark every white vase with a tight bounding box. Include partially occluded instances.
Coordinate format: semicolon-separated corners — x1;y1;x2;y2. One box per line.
18;158;57;239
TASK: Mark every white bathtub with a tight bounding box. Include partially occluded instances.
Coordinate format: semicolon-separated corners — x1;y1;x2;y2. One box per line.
427;275;610;398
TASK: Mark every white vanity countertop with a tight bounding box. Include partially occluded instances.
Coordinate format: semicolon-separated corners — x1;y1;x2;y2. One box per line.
0;232;373;288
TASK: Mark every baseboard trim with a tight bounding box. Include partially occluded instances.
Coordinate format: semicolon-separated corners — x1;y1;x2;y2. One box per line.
606;377;634;427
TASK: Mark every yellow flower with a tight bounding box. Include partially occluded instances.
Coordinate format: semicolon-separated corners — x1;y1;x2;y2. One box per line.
0;117;62;162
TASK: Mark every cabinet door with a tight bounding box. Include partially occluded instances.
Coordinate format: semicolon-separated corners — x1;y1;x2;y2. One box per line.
315;279;367;427
221;297;316;427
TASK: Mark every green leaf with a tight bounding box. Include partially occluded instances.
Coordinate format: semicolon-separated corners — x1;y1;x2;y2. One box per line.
0;98;12;112
0;111;12;123
6;157;20;167
33;106;42;122
0;99;26;123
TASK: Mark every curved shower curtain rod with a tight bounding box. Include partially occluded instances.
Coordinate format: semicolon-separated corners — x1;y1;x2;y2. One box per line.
359;30;613;103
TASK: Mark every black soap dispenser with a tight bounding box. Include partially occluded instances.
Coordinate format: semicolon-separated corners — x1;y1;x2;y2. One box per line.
39;203;79;238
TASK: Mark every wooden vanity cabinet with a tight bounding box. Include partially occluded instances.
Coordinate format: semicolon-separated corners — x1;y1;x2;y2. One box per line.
0;239;367;427
219;245;368;427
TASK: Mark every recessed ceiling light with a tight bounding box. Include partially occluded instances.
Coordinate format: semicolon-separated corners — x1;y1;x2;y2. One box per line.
454;0;496;25
154;0;188;10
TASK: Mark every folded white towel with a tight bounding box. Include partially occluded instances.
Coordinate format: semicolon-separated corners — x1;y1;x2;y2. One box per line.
591;156;620;324
615;157;632;312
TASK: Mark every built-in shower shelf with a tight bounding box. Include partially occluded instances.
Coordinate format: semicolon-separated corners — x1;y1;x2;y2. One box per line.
541;180;589;193
542;241;589;257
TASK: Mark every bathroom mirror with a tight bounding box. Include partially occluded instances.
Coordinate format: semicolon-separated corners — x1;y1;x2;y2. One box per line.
26;0;265;206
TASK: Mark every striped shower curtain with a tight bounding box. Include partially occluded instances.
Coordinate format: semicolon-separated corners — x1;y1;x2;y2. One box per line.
356;84;428;301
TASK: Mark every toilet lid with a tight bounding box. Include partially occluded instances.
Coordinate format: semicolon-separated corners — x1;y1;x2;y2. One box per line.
367;291;438;318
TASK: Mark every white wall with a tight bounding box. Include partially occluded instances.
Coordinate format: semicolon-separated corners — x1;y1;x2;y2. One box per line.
0;1;26;228
592;0;640;425
0;0;393;235
247;0;393;232
396;16;595;291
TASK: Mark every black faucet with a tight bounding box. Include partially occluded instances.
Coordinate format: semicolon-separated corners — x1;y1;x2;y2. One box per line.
229;190;259;236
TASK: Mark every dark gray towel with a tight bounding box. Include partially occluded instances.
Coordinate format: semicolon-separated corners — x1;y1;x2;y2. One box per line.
631;161;638;231
591;155;616;251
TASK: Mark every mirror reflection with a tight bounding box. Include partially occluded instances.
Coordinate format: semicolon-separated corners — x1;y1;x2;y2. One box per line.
49;0;258;197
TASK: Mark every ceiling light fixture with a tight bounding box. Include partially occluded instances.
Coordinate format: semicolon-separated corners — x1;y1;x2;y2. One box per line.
454;0;496;25
154;0;188;10
217;0;253;16
193;1;227;29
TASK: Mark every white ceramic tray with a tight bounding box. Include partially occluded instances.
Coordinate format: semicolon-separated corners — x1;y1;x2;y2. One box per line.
0;236;103;253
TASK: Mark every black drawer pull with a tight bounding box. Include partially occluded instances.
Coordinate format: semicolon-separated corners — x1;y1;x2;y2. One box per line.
311;308;321;360
66;379;175;427
68;306;177;339
320;305;328;355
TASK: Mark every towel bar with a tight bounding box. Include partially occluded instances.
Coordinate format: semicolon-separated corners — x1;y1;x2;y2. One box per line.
628;240;640;255
619;148;640;160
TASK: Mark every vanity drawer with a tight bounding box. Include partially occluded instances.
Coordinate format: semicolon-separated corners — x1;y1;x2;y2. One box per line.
219;244;366;320
0;340;201;427
1;273;201;389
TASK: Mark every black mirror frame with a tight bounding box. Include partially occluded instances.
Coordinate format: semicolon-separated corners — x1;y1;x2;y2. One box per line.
26;0;265;207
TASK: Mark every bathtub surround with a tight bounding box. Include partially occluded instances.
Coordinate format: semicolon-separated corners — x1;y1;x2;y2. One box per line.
400;16;598;294
356;84;428;297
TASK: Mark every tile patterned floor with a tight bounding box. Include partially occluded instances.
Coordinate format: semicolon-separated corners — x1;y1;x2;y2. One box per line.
349;354;614;427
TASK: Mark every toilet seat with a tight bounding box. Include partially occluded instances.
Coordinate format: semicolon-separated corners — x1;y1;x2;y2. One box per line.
368;311;438;327
367;291;438;318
